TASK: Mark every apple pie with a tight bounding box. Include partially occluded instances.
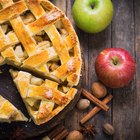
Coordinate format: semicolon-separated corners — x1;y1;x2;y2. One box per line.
10;69;77;125
0;0;82;125
0;95;27;123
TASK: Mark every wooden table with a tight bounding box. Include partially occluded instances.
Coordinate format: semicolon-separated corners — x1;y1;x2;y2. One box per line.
33;0;140;139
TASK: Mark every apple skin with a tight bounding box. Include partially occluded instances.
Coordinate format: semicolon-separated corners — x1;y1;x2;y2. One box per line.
72;0;114;33
95;48;136;88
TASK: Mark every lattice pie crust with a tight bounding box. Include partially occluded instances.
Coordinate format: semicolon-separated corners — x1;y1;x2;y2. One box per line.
10;69;77;125
0;0;82;125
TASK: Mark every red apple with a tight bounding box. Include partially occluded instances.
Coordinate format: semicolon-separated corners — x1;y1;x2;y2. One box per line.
95;48;136;88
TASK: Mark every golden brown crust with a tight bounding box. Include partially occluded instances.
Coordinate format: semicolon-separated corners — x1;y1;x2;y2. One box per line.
28;8;64;34
10;70;77;125
0;1;28;24
0;0;82;86
0;0;82;125
0;95;28;123
10;17;37;56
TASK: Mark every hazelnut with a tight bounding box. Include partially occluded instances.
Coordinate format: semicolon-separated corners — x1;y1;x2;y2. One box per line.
102;123;114;135
77;99;90;110
41;136;50;140
92;82;107;98
66;130;84;140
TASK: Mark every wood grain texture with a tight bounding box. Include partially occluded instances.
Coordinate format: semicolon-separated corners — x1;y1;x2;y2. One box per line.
134;0;140;139
112;0;136;140
88;26;112;140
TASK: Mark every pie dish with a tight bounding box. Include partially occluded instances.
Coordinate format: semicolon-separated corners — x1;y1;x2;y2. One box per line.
0;0;82;125
0;95;27;123
10;69;77;125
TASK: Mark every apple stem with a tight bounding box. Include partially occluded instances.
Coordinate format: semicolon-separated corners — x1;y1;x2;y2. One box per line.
112;57;119;65
90;3;95;9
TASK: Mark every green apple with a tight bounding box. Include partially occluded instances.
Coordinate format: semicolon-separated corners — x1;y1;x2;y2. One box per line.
72;0;114;33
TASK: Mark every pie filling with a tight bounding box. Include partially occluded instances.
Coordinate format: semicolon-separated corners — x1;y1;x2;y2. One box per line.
0;0;82;125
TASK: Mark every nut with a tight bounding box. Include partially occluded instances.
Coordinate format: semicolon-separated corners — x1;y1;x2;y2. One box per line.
77;99;90;110
92;82;107;98
66;130;84;140
41;136;50;140
102;123;114;135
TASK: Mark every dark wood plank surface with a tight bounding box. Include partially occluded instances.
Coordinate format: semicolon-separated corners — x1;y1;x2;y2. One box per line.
112;0;136;140
134;0;140;139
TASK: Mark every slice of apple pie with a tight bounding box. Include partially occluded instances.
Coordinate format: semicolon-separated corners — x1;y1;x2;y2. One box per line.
10;69;77;125
0;95;27;123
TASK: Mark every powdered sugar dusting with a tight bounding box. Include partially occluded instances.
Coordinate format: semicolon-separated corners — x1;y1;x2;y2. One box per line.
46;104;51;109
68;60;74;71
45;89;53;98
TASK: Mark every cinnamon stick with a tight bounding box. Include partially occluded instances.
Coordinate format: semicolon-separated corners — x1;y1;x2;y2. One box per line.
82;89;109;111
80;94;113;124
48;125;65;139
53;129;69;140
